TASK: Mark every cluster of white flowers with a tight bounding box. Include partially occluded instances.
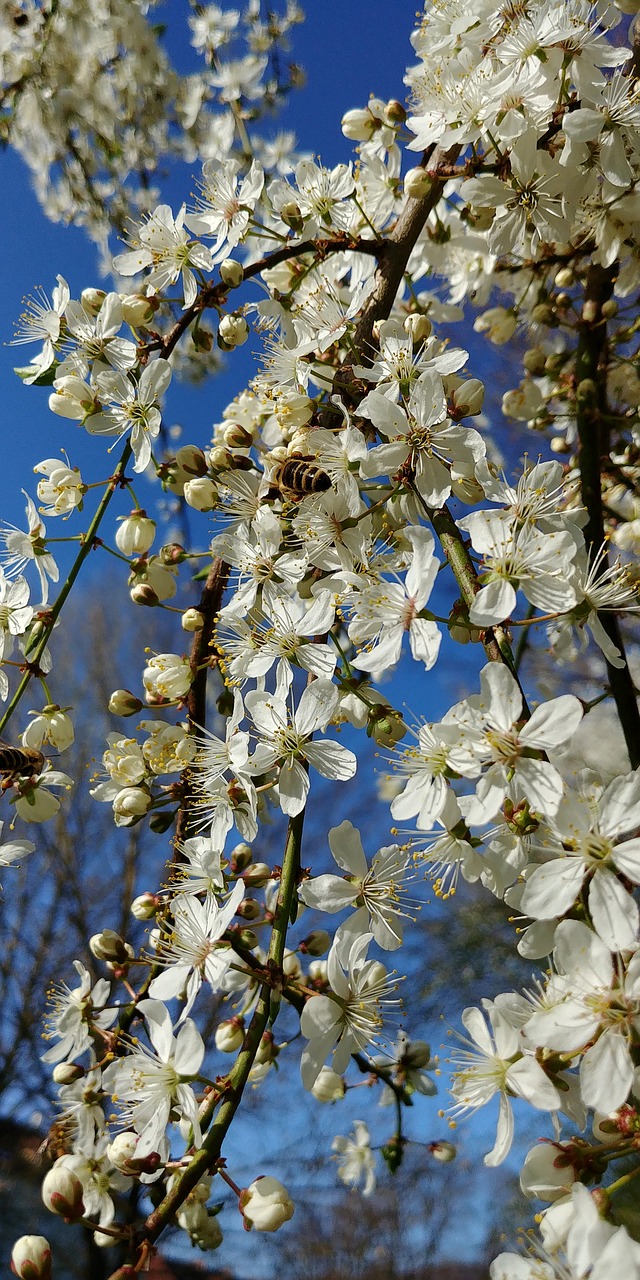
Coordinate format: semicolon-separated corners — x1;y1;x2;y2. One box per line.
4;1;640;1277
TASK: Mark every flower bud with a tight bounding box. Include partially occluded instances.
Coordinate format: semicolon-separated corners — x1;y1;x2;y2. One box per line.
130;583;160;607
554;266;575;288
176;445;208;474
107;1131;139;1172
131;892;160;920
602;298;618;319
240;1177;295;1232
42;1165;85;1221
159;542;186;565
308;959;328;983
310;1066;346;1102
237;927;259;949
404;313;432;343
386;98;406;122
220;258;244;288
230;841;253;872
181;608;205;632
300;929;330;956
108;689;143;717
531;303;558;327
242;861;271;888
428;1140;456;1163
366;704;407;747
116;511;156;556
120;294;157;326
237;897;261;921
52;1062;85;1085
183;476;218;511
11;1236;52;1280
550;435;571;454
449;378;484;417
522;346;547;375
222;423;254;449
89;929;130;963
404;167;431;198
113;787;152;819
215;1017;245;1053
279;202;304;232
80;287;106;314
341;108;377;141
218;314;250;349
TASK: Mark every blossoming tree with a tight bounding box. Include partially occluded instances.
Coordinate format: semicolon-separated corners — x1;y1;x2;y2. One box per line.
4;1;640;1278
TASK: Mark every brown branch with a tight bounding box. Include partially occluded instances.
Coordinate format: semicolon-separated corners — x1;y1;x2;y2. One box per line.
153;234;386;363
575;265;640;768
174;557;229;847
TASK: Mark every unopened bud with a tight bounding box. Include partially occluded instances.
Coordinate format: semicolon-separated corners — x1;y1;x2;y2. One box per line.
523;346;547;375
242;861;271;888
11;1236;52;1280
404;313;432;343
237;897;261;921
183;476;217;511
554;266;574;288
255;1030;279;1065
366;704;407;747
449;377;484;417
300;929;330;956
218;314;250;349
230;841;253;872
404;167;431;198
80;287;106;314
279;201;304;231
114;787;152;819
42;1165;84;1221
215;1017;245;1053
130;583;159;607
121;294;157;327
108;689;143;717
181;608;205;632
576;378;597;404
531;303;558;326
602;299;618;319
176;445;208;475
428;1140;456;1163
311;1066;346;1102
52;1063;85;1085
238;927;259;949
386;98;406;122
550;435;571;454
341;108;376;141
159;542;186;565
131;892;160;920
220;258;244;288
89;929;129;963
222;423;253;449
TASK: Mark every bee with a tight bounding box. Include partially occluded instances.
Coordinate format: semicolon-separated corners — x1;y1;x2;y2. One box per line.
0;741;45;792
274;455;332;501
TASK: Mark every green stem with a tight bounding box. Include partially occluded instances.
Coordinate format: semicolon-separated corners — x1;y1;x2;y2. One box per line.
0;441;132;736
109;807;305;1276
